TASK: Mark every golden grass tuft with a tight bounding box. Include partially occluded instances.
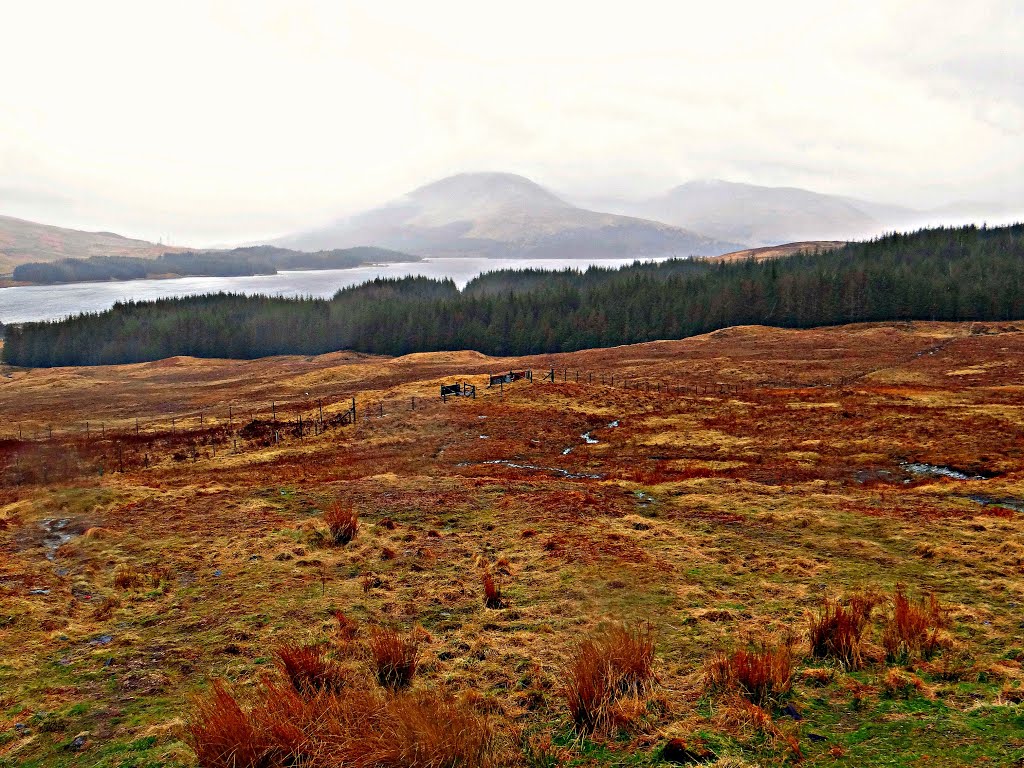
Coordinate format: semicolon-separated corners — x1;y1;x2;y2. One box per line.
882;585;949;663
368;627;420;689
186;676;494;768
808;592;880;669
481;571;503;609
705;642;794;706
113;563;145;589
275;643;347;697
323;502;359;545
562;622;656;734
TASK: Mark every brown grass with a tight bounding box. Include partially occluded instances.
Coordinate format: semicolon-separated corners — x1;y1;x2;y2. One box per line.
187;677;494;768
185;679;272;768
323;502;359;545
808;592;879;669
334;610;359;643
274;643;347;697
113;563;145;589
705;642;794;706
882;585;949;662
368;627;420;689
481;571;503;609
562;622;656;733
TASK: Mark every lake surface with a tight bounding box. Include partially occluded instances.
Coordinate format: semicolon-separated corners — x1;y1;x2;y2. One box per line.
0;256;667;324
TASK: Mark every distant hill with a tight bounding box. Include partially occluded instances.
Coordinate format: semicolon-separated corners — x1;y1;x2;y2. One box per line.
608;180;917;247
0;214;183;274
276;172;741;258
11;245;419;285
707;240;846;262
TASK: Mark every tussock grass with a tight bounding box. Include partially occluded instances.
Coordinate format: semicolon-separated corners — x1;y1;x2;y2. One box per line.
808;591;880;669
883;585;949;663
275;643;347;696
324;502;359;545
186;677;494;768
562;622;656;733
368;627;420;689
113;563;145;589
481;571;503;609
705;642;794;706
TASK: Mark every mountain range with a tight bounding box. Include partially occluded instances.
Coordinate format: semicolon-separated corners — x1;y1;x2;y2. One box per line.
2;173;1019;274
275;172;742;259
583;180;914;246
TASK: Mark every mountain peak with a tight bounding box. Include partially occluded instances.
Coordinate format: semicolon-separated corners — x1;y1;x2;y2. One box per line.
277;171;739;258
406;172;569;216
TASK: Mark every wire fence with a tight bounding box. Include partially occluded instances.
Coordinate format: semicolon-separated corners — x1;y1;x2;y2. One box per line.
2;365;767;462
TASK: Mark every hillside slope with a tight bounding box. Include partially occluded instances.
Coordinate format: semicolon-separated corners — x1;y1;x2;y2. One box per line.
706;240;846;262
0;214;183;274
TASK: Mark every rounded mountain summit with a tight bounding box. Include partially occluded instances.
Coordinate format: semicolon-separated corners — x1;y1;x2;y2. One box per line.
276;172;742;259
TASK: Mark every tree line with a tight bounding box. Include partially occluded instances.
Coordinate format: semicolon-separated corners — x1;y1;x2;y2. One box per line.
3;224;1022;367
10;245;418;284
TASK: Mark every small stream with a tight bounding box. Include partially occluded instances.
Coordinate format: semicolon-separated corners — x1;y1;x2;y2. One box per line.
966;495;1024;513
39;518;76;561
901;463;989;481
481;460;602;480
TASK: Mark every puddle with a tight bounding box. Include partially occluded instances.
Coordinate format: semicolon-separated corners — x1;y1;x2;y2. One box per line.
482;459;602;480
967;495;1024;513
88;634;114;646
562;447;573;455
39;519;75;561
902;463;989;481
581;432;599;444
607;420;619;428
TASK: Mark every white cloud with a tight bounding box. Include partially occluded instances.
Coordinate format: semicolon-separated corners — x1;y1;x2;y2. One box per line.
0;0;1020;245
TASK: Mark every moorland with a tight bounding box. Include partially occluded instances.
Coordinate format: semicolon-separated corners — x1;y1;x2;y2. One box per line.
2;320;1024;766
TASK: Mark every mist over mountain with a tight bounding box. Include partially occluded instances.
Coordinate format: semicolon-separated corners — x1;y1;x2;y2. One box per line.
276;172;741;258
570;180;1021;247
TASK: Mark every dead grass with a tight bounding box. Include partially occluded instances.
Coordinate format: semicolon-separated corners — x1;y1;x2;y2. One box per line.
113;563;145;589
186;677;494;768
275;643;347;696
808;592;880;669
368;627;420;689
882;585;949;663
481;571;503;609
562;622;656;734
323;502;359;545
705;642;794;706
6;321;1024;767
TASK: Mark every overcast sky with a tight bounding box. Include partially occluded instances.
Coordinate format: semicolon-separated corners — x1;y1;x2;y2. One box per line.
1;0;1021;246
